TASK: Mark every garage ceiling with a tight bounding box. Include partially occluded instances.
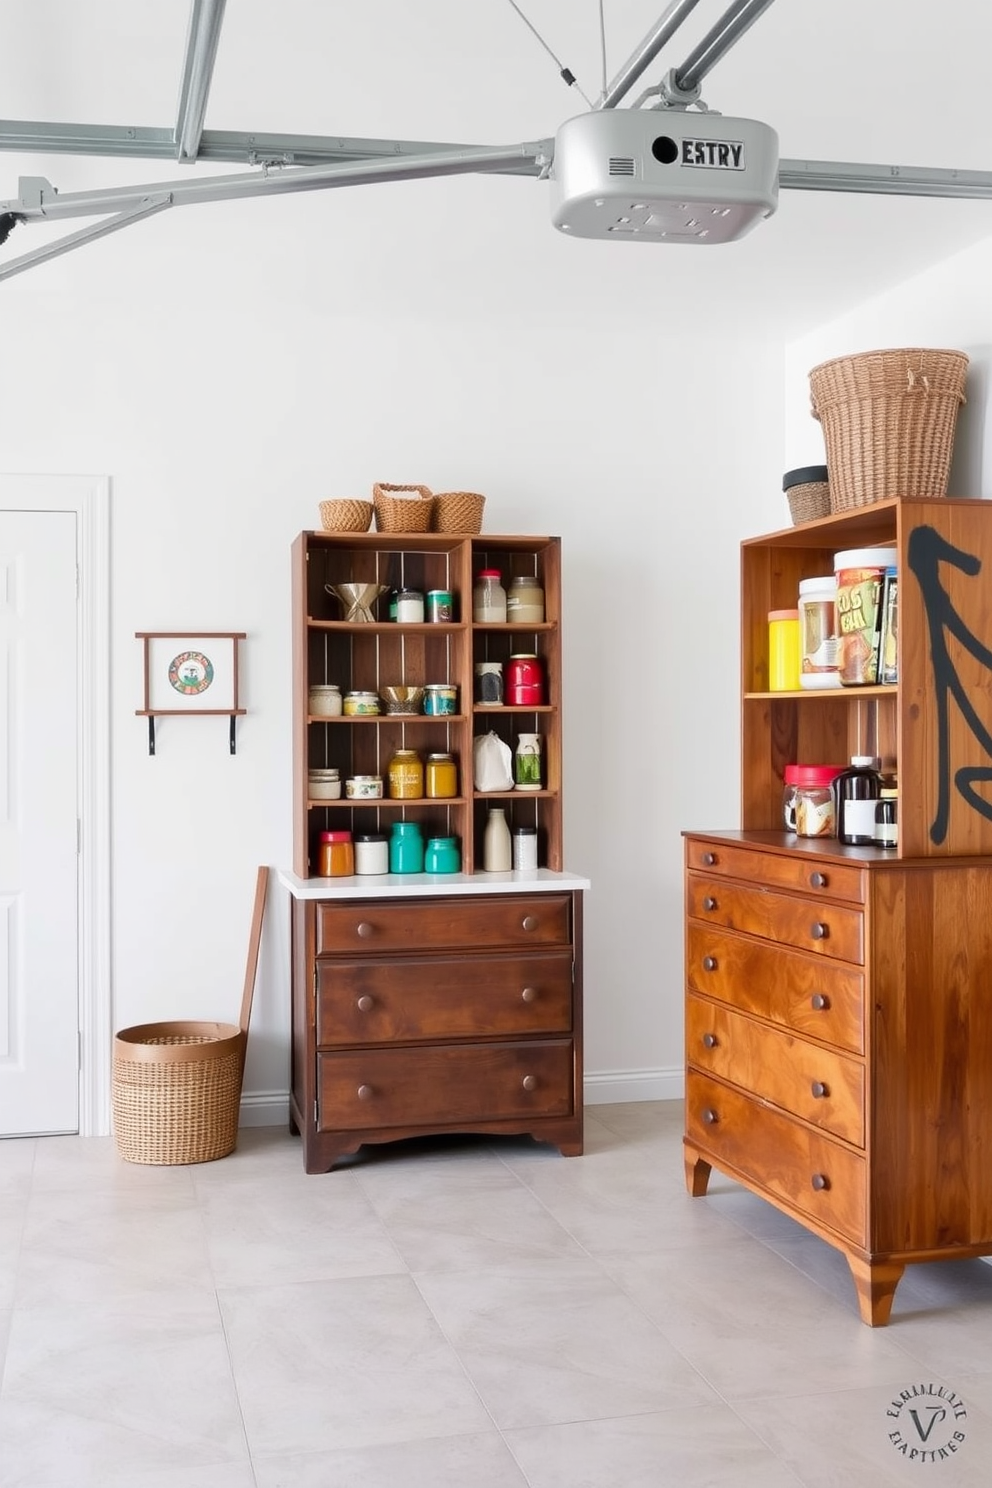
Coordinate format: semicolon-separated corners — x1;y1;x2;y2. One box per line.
2;0;992;331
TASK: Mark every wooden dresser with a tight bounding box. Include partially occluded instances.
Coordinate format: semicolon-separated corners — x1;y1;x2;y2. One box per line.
285;874;586;1172
684;497;992;1324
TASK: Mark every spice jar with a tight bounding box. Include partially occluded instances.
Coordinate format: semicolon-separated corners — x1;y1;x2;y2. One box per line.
343;690;381;716
506;654;545;706
875;789;898;849
316;830;354;877
512;824;538;870
423;683;458;716
475;661;503;705
513;733;542;790
506;575;545;623
425;752;458;798
354;831;389;875
473;569;507;622
388;749;424;799
308;684;343;716
395;589;425;623
426;590;454;622
793;765;845;838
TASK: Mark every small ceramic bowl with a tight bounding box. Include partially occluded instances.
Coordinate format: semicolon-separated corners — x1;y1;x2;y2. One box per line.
379;685;425;715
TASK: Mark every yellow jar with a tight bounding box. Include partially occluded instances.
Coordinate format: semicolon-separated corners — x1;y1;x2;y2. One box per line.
768;608;801;691
387;749;423;799
425;752;458;798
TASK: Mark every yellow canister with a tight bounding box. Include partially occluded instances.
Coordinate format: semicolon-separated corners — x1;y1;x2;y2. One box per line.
387;749;424;799
768;609;801;691
425;752;458;798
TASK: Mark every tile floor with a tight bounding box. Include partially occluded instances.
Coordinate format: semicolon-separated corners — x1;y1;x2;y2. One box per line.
2;1100;992;1487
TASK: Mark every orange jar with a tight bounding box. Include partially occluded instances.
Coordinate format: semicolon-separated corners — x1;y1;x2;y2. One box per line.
425;752;458;798
316;830;354;877
387;749;424;799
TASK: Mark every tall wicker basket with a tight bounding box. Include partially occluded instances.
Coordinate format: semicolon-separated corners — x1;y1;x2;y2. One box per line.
113;866;268;1165
809;347;968;512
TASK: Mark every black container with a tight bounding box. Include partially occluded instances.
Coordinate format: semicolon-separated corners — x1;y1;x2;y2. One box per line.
834;756;882;845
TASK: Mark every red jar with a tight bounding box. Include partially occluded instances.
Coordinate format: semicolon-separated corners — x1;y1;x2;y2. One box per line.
505;653;545;706
316;829;354;877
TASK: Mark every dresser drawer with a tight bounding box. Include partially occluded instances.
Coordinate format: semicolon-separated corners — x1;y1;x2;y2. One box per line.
316;951;573;1046
687;875;864;964
315;895;572;955
686;994;864;1145
686;839;865;905
686;923;864;1054
317;1040;574;1129
686;1071;866;1246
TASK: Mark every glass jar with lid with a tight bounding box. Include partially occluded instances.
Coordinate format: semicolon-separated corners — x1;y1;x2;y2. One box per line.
425;752;458;798
387;749;424;799
793;764;845;838
473;569;507;622
506;575;545;623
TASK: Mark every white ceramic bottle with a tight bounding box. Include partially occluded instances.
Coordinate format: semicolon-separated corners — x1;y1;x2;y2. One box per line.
483;807;512;871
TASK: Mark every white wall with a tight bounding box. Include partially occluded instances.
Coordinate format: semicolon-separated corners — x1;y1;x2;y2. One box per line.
784;239;992;498
0;179;788;1121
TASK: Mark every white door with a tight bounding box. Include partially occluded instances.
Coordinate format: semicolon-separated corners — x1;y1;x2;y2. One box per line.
0;510;80;1136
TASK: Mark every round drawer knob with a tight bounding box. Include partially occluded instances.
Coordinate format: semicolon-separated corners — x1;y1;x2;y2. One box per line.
811;1080;829;1099
703;896;718;911
810;993;830;1011
356;922;374;939
809;871;828;889
702;1107;719;1124
702;955;718;973
522;915;538;932
356;995;374;1012
702;1032;718;1049
810;922;829;941
521;1074;537;1092
811;1172;830;1192
702;852;717;866
357;1083;374;1101
521;986;537;1003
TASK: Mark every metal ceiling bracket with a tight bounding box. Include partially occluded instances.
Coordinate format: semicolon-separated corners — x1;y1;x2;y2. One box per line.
599;0;706;108
175;0;227;162
0;194;171;282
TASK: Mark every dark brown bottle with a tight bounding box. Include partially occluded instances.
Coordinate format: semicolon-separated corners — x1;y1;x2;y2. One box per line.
834;756;882;845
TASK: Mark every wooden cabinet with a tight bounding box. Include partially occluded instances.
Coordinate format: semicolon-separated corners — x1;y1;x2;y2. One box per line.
291;530;563;877
684;497;992;1324
290;886;584;1172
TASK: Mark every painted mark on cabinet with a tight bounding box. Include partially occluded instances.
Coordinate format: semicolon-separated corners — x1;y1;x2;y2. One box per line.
908;523;992;844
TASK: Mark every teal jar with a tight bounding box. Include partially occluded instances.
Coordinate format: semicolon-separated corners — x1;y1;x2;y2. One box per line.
424;835;461;873
389;820;424;873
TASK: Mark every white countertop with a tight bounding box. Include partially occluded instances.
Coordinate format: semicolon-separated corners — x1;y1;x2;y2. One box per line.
277;867;590;899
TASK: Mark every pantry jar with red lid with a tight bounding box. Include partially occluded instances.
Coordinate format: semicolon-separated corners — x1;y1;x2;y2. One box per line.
792;764;846;838
505;654;545;706
316;830;355;877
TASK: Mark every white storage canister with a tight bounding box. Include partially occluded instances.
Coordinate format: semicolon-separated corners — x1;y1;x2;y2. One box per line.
798;576;839;690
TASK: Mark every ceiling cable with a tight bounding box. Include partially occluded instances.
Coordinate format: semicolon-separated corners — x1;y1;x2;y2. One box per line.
598;0;608;100
503;0;594;107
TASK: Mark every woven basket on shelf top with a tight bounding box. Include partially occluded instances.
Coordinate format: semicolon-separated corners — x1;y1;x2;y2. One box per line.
431;491;486;533
809;347;968;512
783;465;831;526
372;482;434;532
318;499;373;533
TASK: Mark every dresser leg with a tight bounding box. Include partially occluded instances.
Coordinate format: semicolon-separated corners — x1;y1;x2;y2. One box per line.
684;1144;712;1197
847;1255;905;1326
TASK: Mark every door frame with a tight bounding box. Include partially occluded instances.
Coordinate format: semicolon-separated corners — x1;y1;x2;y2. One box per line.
0;474;111;1136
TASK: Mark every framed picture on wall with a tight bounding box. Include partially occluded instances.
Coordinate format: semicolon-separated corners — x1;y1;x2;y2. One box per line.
135;631;246;753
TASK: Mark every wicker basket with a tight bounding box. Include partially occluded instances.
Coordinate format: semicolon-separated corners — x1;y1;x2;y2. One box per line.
113;1022;246;1164
372;483;434;532
809;347;968;512
319;499;373;532
112;867;267;1166
431;491;486;533
783;465;831;526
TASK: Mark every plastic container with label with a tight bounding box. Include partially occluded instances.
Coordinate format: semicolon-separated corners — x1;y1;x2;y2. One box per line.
506;575;545;623
768;609;801;691
473;570;507;622
834;548;896;686
798;577;840;689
